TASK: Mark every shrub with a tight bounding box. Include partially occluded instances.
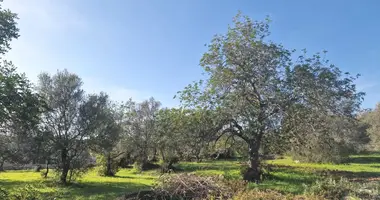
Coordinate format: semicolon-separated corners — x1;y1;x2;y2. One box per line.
6;185;42;200
304;177;353;199
304;177;380;200
234;189;323;200
96;154;120;176
0;187;9;200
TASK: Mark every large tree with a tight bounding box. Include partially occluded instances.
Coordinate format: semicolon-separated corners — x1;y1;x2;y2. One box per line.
0;61;43;170
179;13;363;182
37;70;107;184
0;0;43;170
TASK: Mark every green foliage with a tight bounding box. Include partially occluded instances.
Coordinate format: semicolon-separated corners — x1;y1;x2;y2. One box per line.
359;105;380;151
0;187;9;199
178;12;364;181
0;185;43;200
0;1;19;55
305;177;380;200
9;184;42;200
304;178;353;199
96;154;120;176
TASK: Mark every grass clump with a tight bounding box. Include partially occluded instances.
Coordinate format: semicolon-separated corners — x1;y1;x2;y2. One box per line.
305;177;380;200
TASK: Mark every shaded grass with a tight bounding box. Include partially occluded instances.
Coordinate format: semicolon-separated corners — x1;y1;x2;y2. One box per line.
0;168;157;200
1;153;380;199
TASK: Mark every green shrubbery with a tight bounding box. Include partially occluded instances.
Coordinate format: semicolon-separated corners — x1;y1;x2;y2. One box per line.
0;185;43;200
96;154;120;176
305;177;380;200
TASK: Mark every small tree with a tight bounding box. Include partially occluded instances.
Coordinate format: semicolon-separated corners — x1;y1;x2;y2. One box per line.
124;97;161;170
90;95;124;176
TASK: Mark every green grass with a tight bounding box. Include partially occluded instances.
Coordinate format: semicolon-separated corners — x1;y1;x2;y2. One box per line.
0;169;157;199
1;153;380;199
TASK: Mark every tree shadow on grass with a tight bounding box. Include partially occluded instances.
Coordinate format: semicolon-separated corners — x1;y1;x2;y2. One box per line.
256;165;319;194
263;164;380;193
114;175;155;180
0;179;152;199
176;161;240;172
63;181;151;199
349;155;380;164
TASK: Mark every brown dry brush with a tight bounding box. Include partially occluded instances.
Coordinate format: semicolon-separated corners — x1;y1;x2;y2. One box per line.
155;174;233;200
120;173;235;200
120;173;324;200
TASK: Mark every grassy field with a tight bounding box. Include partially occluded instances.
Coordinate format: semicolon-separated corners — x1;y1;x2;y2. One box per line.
0;153;379;199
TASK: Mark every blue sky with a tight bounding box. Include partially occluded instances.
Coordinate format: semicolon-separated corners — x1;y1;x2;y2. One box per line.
3;0;380;108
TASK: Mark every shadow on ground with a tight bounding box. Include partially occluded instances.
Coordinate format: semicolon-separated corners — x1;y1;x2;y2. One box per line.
0;179;151;199
349;156;380;164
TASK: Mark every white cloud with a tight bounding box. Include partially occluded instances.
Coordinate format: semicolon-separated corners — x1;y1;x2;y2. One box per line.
3;0;87;32
82;76;153;103
1;0;157;104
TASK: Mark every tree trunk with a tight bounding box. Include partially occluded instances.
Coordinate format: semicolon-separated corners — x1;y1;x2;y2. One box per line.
243;139;261;183
151;148;157;162
106;152;113;176
0;160;4;171
60;149;69;184
44;159;49;178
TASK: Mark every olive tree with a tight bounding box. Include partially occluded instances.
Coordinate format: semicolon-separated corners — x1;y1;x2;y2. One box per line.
359;104;380;151
124;97;161;170
90;96;124;176
179;13;363;182
37;70;108;184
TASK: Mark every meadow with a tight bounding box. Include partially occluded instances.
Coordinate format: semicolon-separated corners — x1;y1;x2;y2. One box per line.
1;153;380;199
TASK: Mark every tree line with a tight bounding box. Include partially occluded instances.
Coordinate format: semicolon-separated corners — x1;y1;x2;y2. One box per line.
0;4;377;184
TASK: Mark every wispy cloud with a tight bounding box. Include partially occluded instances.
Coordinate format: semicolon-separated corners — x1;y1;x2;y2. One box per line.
1;0;161;104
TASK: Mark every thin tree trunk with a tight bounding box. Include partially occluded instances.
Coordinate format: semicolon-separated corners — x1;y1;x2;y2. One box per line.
44;159;49;178
0;159;4;171
106;152;113;176
60;149;69;184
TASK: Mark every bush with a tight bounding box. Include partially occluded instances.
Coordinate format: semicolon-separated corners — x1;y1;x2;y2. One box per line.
0;185;42;200
234;189;323;200
96;154;120;176
304;177;353;199
0;187;9;200
305;177;380;200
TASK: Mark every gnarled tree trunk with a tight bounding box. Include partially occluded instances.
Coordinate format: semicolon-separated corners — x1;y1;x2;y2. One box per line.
243;139;261;183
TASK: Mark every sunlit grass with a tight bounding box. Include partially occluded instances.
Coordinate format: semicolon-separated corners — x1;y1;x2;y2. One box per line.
0;168;157;200
1;153;380;199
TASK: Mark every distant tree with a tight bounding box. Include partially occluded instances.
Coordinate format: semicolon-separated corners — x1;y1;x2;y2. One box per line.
359;105;380;150
37;70;107;184
179;13;364;182
181;109;224;161
124;97;161;170
90;95;124;176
